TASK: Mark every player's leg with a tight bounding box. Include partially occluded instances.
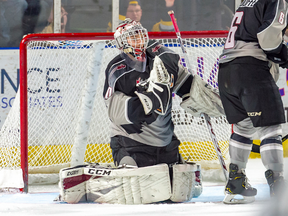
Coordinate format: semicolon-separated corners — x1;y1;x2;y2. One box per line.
218;57;268;203
110;136;161;167
157;136;203;198
110;135;181;167
256;125;285;197
59;135;200;204
240;60;286;198
110;135;203;200
119;156;138;167
224;118;258;204
158;135;181;164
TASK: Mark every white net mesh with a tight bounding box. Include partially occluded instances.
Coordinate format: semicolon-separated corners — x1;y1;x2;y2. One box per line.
0;35;231;186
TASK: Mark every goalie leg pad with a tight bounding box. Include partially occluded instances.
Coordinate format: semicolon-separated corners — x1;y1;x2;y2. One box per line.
59;163;171;204
170;163;203;202
58;165;88;204
180;75;224;117
85;163;171;204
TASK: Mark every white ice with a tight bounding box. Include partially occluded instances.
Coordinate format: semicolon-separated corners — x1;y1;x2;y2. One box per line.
0;158;287;216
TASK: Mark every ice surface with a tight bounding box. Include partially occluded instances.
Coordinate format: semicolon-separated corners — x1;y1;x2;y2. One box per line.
0;158;287;216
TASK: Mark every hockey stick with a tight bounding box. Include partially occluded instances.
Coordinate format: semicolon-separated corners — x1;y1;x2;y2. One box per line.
168;10;228;181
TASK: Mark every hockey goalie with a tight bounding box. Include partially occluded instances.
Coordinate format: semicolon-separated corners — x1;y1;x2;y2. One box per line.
58;18;224;204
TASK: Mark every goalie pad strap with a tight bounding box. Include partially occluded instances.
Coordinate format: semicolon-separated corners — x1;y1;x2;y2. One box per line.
180;75;225;117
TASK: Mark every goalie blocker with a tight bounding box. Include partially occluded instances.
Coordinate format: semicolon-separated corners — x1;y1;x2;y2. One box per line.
57;162;202;204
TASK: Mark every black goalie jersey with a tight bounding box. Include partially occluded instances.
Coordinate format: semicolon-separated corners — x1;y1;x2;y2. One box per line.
220;0;288;64
103;40;191;147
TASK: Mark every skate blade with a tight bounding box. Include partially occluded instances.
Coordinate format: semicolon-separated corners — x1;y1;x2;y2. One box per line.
223;194;255;204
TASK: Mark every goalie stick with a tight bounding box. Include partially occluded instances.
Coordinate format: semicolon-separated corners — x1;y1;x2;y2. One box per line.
168;10;228;181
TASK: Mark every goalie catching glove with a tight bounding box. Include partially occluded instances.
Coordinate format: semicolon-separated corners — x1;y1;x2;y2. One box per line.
180;75;225;118
135;56;171;115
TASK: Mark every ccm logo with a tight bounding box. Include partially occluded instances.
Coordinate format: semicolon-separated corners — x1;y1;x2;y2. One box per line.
247;112;262;117
66;170;79;176
88;168;111;176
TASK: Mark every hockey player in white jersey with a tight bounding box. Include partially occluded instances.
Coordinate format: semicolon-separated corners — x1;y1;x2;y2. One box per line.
218;0;287;204
57;18;224;204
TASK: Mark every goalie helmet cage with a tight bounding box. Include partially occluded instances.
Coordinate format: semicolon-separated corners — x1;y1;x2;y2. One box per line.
0;31;230;193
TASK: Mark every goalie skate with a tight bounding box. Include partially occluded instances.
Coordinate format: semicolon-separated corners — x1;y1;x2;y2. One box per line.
223;163;257;204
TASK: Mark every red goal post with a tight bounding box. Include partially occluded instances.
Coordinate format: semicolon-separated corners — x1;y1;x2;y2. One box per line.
2;31;229;192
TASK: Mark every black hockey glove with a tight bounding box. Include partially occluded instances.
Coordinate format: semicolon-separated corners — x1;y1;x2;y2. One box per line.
265;44;288;68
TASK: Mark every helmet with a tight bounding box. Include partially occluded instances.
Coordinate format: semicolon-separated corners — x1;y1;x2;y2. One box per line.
114;18;149;60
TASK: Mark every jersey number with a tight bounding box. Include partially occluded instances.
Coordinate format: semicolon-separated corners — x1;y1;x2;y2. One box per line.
224;11;244;49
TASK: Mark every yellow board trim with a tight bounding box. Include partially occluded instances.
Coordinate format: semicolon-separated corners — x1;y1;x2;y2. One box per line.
0;141;228;167
249;139;288;159
1;139;287;168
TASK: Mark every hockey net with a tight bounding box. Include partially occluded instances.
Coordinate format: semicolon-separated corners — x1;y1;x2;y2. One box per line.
0;31;230;191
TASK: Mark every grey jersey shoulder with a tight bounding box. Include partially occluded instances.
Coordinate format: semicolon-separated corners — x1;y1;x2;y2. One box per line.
220;0;288;63
104;55;133;94
257;0;287;51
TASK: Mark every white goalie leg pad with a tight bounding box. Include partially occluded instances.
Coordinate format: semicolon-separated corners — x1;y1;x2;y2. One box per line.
180;75;225;117
85;163;171;204
170;163;203;202
58;165;88;204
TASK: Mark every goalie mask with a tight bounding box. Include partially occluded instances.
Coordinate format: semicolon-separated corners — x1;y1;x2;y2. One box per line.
114;18;149;61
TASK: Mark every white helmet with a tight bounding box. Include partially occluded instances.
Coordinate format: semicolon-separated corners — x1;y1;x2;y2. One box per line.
114;18;149;60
